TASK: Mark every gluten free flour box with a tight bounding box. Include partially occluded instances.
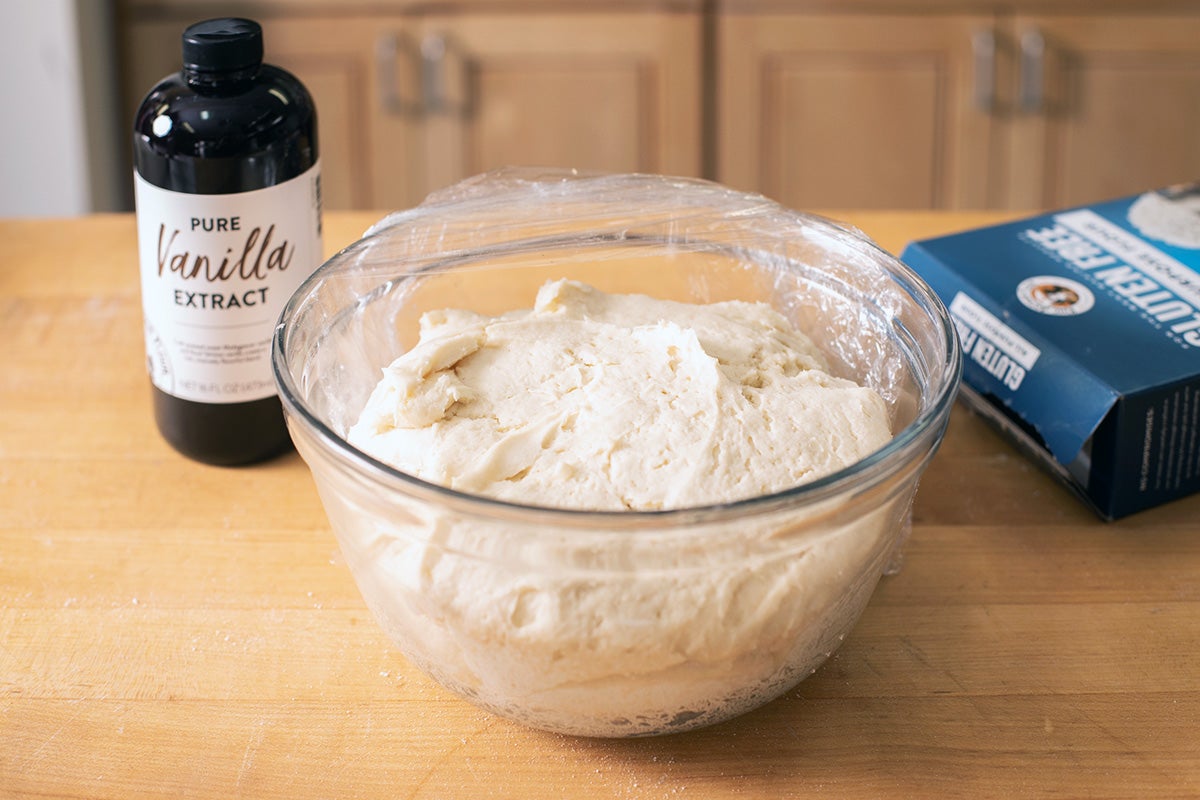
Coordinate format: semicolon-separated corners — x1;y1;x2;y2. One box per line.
901;185;1200;519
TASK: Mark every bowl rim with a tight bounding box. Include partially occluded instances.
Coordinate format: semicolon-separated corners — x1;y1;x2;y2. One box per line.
272;227;962;526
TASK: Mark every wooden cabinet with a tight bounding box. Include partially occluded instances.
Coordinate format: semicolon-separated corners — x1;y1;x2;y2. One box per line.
717;12;999;210
118;5;704;210
716;6;1200;210
1005;14;1200;209
406;12;703;201
118;1;1200;212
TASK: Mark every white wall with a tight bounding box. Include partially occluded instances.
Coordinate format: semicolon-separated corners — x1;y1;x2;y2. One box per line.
0;0;123;217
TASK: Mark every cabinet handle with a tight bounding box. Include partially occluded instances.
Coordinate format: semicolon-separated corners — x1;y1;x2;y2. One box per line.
420;33;471;117
376;33;420;116
971;28;997;113
421;34;448;114
1019;28;1046;113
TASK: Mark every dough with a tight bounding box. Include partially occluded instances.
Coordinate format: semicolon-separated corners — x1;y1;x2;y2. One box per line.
342;279;897;735
349;279;891;510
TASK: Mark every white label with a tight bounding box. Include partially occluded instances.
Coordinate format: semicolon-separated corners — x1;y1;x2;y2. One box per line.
134;163;322;403
950;292;1042;370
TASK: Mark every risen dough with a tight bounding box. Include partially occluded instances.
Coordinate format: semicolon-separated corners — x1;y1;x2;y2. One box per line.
349;279;891;510
342;278;897;736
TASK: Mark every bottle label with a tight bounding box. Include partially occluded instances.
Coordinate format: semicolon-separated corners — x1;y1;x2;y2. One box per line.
134;162;322;404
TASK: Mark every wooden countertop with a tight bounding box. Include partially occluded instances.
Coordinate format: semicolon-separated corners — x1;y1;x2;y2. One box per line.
3;211;1198;799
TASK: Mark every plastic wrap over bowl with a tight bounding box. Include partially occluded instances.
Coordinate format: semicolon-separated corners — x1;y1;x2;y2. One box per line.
273;169;961;737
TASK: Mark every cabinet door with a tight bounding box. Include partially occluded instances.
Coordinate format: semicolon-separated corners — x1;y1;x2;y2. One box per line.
256;17;419;211
717;13;999;210
409;11;703;198
1006;15;1200;209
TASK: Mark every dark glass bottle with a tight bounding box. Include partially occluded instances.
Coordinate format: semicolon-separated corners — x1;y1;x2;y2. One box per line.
133;18;321;466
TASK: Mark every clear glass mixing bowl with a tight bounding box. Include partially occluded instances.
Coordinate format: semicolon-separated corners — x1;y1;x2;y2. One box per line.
273;171;961;737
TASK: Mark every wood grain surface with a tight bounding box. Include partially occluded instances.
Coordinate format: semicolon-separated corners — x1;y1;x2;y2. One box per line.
2;211;1198;799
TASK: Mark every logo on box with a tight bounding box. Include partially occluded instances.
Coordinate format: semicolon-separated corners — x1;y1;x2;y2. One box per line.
1016;275;1095;316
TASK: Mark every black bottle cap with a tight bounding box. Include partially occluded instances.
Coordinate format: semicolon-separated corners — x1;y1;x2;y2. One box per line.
182;18;263;73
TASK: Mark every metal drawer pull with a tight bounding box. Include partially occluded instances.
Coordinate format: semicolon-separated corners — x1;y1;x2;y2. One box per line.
420;33;472;117
421;33;449;114
376;32;419;116
1019;28;1046;113
972;28;997;113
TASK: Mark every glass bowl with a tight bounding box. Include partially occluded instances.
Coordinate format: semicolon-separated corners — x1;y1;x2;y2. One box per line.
273;170;960;737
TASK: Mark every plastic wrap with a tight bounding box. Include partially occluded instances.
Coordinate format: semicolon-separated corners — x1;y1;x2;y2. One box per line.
287;169;936;439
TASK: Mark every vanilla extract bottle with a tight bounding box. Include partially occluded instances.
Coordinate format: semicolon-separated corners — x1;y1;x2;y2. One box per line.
133;18;321;465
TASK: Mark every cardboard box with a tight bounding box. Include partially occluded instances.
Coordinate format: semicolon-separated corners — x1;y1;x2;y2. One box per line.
901;186;1200;519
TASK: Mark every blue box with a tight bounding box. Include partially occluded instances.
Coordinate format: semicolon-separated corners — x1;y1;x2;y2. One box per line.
901;186;1200;519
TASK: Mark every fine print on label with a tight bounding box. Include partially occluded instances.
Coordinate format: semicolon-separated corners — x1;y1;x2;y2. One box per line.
950;291;1041;392
134;163;322;403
